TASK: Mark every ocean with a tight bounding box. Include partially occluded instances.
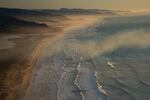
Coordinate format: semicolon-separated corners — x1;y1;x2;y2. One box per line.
22;14;150;100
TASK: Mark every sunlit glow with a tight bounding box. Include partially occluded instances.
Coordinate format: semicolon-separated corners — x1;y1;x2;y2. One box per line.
1;0;150;11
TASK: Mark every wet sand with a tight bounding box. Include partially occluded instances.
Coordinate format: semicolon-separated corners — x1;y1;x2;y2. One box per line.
0;34;45;100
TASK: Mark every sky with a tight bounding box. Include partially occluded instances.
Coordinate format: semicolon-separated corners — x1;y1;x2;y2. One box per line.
0;0;150;11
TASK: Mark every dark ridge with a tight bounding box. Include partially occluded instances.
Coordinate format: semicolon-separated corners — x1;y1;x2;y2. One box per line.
40;8;118;15
0;7;68;19
0;15;48;32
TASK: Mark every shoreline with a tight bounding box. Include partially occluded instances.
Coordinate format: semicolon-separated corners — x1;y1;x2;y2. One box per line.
1;15;103;100
21;15;111;100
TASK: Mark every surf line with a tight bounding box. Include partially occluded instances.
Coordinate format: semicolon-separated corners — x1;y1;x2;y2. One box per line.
107;61;115;68
74;58;85;100
95;72;108;97
74;48;85;100
91;59;109;100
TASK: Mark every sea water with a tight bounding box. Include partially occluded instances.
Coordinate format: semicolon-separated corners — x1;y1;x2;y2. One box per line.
22;14;150;100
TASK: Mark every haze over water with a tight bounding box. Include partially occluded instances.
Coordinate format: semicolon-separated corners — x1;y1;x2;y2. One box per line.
65;15;150;100
1;0;150;100
21;14;150;100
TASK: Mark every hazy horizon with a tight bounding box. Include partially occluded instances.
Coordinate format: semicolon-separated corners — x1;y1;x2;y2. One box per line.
1;0;150;11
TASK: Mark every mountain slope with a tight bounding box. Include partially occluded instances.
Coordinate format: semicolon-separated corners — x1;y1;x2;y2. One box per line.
0;7;68;20
40;8;118;15
0;15;48;32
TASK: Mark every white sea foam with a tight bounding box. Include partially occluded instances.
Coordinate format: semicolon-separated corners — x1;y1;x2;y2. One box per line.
74;62;85;100
107;61;115;68
95;72;108;96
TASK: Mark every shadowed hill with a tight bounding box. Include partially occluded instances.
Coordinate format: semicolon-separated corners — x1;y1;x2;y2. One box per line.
40;8;118;15
0;15;49;33
0;7;69;22
0;7;67;18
